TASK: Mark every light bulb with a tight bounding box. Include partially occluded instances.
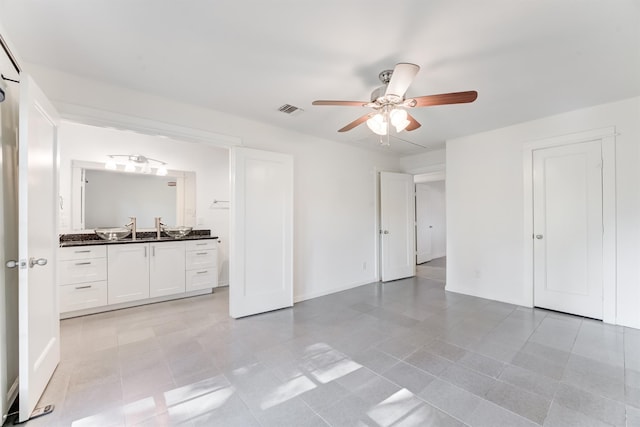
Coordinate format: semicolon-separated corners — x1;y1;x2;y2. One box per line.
124;162;136;172
366;113;388;136
156;165;168;176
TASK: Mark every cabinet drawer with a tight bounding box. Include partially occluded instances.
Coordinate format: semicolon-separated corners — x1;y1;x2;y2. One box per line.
59;258;107;285
59;281;107;313
186;268;217;291
59;245;107;260
186;239;217;251
186;250;216;269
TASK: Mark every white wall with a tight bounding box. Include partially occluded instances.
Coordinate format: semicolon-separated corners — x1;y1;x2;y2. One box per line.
38;66;401;302
401;148;445;174
444;96;640;329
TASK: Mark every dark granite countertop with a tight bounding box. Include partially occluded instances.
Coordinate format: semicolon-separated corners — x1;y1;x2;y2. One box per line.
59;230;218;247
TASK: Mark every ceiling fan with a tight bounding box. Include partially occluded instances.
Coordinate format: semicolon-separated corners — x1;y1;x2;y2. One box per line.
312;63;478;143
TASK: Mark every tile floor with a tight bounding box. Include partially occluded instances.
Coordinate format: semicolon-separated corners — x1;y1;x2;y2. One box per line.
13;260;640;426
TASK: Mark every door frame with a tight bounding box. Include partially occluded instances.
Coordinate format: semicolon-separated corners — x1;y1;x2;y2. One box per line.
522;127;616;323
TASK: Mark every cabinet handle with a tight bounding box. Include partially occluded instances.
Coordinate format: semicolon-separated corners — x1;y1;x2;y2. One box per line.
152;246;155;257
75;261;92;266
196;252;208;255
74;250;91;253
75;285;92;290
144;247;147;257
196;270;208;274
196;243;208;246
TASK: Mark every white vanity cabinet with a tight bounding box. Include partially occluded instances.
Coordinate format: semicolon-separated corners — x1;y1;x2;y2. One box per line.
59;237;217;317
185;240;218;291
150;241;186;297
107;243;150;304
58;246;108;312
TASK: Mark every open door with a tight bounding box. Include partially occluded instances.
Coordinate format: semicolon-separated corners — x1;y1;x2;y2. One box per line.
17;75;60;422
380;171;415;282
229;147;293;318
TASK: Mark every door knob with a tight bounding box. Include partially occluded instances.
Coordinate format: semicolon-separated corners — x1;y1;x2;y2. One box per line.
29;257;48;268
535;234;543;240
6;260;18;269
383;230;389;234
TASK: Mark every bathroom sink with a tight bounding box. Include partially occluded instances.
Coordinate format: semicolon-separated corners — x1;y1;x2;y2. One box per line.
95;227;132;241
163;226;193;239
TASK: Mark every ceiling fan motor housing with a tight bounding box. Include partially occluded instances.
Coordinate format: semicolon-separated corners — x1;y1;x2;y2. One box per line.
370;86;387;103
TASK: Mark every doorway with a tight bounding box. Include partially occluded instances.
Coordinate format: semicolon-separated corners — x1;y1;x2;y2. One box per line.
415;180;446;264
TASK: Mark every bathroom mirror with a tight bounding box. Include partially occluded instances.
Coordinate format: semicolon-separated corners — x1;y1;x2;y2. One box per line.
70;160;196;230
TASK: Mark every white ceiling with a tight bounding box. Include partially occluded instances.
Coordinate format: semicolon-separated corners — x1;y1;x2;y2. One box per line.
2;0;639;155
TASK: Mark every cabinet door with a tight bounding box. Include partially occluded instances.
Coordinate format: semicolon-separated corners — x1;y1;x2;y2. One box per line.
150;242;185;297
107;243;149;304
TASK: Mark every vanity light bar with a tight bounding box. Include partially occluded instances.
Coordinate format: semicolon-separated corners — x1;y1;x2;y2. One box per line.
105;154;168;176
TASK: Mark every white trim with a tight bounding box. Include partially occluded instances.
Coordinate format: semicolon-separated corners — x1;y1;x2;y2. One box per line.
414;166;446;183
602;135;617;324
374;167;381;282
522;126;617;323
59;288;212;319
57;103;242;148
293;278;376;303
6;377;18;416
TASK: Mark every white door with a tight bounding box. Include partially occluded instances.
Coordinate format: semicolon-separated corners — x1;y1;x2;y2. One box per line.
229;147;293;318
533;140;603;319
415;183;433;264
17;75;60;422
380;172;415;282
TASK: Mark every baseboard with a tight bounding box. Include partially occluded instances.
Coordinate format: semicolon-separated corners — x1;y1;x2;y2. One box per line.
60;288;213;319
6;376;18;412
293;278;376;303
444;283;528;308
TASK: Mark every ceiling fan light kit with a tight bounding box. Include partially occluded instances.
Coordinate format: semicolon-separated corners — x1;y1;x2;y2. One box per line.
313;62;478;145
105;154;169;176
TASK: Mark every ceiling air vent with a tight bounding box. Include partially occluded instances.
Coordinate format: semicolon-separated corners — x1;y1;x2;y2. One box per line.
278;104;304;116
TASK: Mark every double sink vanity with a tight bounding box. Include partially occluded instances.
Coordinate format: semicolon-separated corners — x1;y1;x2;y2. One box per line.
58;224;218;319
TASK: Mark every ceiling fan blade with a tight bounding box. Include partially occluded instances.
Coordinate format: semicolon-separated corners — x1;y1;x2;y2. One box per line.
312;100;368;107
411;90;478;107
405;113;421;131
385;63;420;98
338;114;370;132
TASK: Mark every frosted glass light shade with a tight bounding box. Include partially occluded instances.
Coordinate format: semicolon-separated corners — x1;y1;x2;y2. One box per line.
366;113;388;136
390;109;410;132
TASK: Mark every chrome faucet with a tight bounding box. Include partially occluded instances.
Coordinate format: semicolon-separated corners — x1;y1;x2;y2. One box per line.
126;216;137;240
155;217;165;239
